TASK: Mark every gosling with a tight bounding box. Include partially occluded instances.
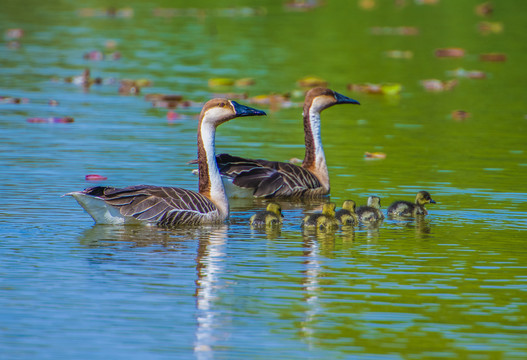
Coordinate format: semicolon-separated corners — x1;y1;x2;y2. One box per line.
302;202;339;230
250;202;283;227
356;196;384;223
335;200;358;226
387;191;436;217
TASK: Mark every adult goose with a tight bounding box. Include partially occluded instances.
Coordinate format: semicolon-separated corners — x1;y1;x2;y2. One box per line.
214;87;360;198
66;99;266;226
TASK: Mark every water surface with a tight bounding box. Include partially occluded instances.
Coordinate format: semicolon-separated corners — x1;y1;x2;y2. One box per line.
1;1;526;359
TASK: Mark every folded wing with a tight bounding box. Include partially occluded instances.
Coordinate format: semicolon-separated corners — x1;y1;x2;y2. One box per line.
78;185;219;226
215;153;322;198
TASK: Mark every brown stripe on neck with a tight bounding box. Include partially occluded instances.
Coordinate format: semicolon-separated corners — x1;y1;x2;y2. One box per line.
302;108;316;170
197;127;211;198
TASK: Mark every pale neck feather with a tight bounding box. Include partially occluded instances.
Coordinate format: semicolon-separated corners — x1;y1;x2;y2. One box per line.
304;108;329;191
199;120;229;220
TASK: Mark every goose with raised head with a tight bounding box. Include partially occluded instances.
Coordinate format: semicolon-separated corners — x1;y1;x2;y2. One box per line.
213;87;359;198
387;191;436;217
249;202;284;227
356;196;384;224
335;200;358;226
66;99;266;226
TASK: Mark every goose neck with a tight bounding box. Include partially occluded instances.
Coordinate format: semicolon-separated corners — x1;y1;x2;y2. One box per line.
198;121;229;219
302;109;329;190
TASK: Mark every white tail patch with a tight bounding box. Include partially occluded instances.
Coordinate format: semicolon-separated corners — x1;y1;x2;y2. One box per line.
221;176;254;199
66;192;144;225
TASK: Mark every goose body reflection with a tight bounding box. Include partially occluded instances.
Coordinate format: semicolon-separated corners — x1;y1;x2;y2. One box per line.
66;99;266;226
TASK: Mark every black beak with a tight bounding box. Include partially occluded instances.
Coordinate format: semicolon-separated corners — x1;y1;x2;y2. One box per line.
430;199;436;204
335;92;360;105
231;101;266;117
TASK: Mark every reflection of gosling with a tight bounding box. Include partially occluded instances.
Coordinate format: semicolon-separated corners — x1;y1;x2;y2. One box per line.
302;203;339;230
387;191;436;217
250;202;283;227
356;196;384;223
335;200;358;226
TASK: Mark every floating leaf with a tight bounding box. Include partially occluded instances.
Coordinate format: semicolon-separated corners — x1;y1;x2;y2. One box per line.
208;78;235;87
85;174;107;181
297;76;327;88
435;48;465;58
27;117;74;123
364;152;386;160
451;110;471;121
480;53;507;62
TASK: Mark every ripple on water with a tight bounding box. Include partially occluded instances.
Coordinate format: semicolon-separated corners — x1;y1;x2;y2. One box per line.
1;2;527;359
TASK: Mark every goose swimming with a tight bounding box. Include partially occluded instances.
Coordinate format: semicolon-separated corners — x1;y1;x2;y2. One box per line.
213;87;359;198
66;99;266;226
356;196;384;224
302;202;339;230
249;202;284;227
387;191;436;217
335;200;358;226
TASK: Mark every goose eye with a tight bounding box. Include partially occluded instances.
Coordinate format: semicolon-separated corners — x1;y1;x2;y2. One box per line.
219;102;226;107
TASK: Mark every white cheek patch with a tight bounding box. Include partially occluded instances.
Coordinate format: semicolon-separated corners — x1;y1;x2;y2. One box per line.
310;96;334;113
203;107;232;124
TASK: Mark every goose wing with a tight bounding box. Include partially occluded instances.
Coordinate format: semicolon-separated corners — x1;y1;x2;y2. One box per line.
216;153;265;176
80;185;219;226
216;153;322;198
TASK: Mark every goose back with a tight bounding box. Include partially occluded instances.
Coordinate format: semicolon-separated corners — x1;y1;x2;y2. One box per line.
216;153;323;198
70;185;221;226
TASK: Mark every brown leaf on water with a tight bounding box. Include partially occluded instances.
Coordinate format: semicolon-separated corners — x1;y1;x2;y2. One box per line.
347;83;402;95
435;48;465;58
297;76;328;88
364;152;386;160
420;79;458;92
478;21;503;35
451;110;471;121
475;2;493;17
480;53;507;62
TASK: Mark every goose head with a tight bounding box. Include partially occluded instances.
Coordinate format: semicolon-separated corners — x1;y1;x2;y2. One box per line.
200;98;266;126
367;196;382;209
266;202;284;219
304;87;360;115
321;202;337;217
342;200;357;212
197;99;265;206
415;191;436;205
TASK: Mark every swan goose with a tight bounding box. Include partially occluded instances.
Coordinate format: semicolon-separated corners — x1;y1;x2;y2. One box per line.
214;87;359;198
66;99;266;226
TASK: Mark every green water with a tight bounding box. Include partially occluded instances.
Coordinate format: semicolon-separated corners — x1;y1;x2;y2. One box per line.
1;0;526;359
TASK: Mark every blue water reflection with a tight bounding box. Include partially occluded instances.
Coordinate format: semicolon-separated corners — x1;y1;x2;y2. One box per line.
2;0;527;359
